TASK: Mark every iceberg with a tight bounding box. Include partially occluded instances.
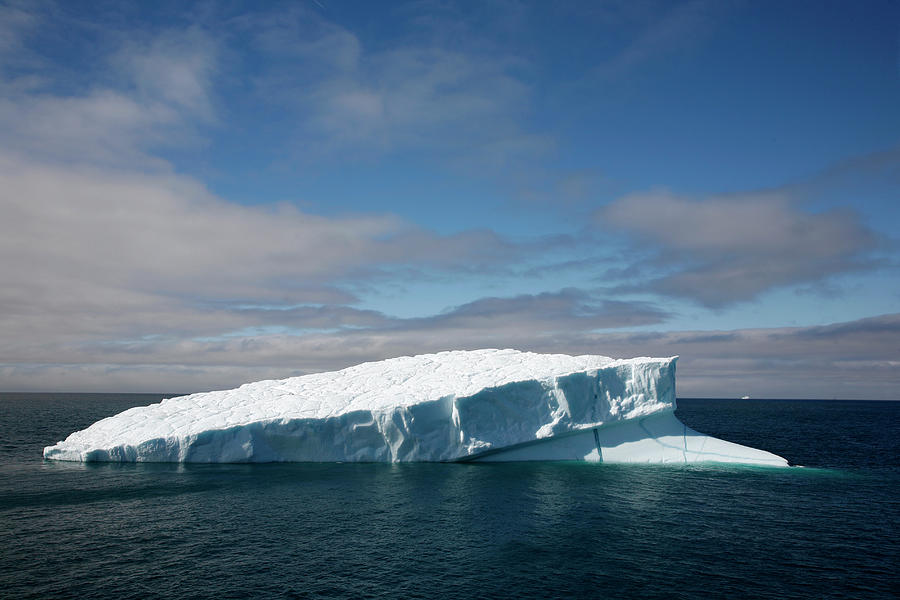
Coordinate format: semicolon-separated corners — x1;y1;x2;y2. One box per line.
43;349;788;466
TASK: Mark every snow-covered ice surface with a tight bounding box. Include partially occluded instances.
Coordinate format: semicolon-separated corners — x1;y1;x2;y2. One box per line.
43;349;788;466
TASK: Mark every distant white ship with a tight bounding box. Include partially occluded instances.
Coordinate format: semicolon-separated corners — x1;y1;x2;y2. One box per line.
741;395;751;400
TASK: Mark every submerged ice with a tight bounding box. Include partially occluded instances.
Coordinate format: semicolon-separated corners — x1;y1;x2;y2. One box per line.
43;349;788;466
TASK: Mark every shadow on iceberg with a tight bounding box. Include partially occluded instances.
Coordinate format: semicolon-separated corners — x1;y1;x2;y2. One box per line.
462;411;788;466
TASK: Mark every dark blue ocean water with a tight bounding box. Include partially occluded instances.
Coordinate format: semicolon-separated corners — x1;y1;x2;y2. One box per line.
1;394;898;599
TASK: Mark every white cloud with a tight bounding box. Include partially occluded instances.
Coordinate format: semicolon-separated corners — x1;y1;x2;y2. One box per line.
598;190;879;306
0;23;218;168
402;289;668;332
0;157;368;286
239;7;551;169
116;27;218;119
589;0;724;80
0;1;38;59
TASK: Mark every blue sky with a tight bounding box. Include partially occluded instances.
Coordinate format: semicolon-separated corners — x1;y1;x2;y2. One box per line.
1;0;898;397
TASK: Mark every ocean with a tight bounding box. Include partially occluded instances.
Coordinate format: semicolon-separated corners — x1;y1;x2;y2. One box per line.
1;394;897;599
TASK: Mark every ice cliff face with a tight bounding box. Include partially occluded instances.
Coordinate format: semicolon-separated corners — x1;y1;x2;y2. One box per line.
42;349;788;466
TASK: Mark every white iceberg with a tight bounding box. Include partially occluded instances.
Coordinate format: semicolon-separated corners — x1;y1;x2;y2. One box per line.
43;349;788;466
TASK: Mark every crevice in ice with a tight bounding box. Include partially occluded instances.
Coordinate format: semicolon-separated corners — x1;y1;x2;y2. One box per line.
592;427;603;463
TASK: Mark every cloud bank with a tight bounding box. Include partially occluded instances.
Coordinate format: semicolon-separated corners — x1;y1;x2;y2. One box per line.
3;309;897;399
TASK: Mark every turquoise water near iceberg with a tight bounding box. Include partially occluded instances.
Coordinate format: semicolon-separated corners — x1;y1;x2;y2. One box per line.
1;394;897;599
